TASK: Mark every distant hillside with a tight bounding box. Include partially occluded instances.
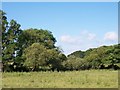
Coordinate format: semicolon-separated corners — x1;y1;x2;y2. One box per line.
66;44;120;70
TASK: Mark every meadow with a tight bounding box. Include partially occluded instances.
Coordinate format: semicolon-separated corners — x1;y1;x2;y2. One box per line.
2;70;118;88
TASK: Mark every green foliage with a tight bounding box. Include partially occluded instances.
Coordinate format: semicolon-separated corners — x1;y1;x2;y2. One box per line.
23;43;47;71
18;28;56;50
16;29;57;65
68;50;85;58
68;44;120;70
63;56;85;70
1;10;22;71
23;43;66;71
46;49;62;71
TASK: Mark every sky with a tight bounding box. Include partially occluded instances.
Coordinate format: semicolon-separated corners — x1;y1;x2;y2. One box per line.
2;2;118;55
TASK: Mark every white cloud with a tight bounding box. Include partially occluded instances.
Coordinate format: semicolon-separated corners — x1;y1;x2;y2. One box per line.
58;31;118;55
59;31;98;55
60;35;77;44
80;30;96;40
60;31;96;44
104;32;118;41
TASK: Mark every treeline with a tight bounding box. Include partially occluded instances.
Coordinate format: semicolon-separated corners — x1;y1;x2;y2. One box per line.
66;44;120;70
1;10;120;72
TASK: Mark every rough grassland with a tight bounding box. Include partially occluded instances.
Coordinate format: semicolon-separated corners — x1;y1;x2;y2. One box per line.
2;70;118;88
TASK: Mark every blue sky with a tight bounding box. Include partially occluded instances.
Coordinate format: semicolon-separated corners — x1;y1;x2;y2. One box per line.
2;2;118;55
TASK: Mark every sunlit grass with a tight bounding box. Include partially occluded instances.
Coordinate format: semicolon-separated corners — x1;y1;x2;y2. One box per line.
2;70;118;88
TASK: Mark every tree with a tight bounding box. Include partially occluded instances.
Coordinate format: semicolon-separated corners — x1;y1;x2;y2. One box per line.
23;43;66;71
1;10;8;62
62;56;85;70
17;29;57;61
68;50;85;58
84;47;107;69
18;29;56;49
1;10;22;71
23;43;47;71
46;48;66;71
0;10;8;47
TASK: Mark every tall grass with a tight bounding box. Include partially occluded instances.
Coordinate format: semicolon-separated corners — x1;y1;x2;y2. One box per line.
2;70;118;88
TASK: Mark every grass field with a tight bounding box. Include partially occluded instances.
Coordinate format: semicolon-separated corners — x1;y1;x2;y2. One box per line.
2;70;118;88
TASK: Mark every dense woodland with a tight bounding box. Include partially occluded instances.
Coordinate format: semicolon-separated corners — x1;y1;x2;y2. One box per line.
1;10;120;72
